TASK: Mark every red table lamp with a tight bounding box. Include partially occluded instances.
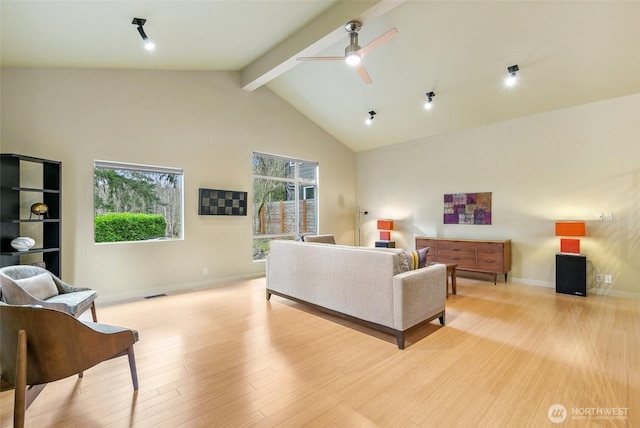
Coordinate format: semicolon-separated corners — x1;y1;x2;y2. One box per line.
377;219;394;241
555;221;586;254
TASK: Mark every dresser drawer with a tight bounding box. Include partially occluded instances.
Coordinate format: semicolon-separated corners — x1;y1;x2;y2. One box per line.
437;241;477;269
477;243;506;272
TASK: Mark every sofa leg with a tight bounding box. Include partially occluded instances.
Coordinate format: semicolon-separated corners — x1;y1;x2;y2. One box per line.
396;332;405;350
266;290;271;301
439;312;445;326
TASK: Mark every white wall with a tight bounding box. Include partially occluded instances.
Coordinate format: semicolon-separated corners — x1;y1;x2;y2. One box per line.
1;68;356;303
356;94;640;298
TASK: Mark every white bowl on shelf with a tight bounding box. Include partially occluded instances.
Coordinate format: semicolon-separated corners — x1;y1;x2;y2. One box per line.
11;237;36;252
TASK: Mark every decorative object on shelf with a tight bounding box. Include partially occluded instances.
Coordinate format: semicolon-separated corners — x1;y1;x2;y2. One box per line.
30;202;49;219
555;221;586;254
444;192;492;225
377;219;394;241
198;188;247;216
11;237;36;252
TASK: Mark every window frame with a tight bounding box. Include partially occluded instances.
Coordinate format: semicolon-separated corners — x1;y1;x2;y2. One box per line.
93;160;184;244
252;152;318;260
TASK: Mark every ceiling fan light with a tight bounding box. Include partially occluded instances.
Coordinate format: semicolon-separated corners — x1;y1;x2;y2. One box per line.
345;52;361;66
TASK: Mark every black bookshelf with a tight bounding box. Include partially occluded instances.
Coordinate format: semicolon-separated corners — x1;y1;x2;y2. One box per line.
1;154;62;277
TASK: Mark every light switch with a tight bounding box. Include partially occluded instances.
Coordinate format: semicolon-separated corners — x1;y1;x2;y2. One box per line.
595;213;603;221
605;212;614;221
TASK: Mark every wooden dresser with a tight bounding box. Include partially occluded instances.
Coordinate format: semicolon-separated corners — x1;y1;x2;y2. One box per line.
415;237;512;284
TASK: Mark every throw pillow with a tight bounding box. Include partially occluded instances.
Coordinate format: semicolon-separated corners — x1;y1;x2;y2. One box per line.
404;247;429;270
14;272;59;300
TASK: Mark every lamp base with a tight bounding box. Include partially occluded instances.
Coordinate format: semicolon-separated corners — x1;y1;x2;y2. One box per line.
560;238;580;254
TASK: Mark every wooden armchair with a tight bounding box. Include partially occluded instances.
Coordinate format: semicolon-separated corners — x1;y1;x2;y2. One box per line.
0;265;98;321
0;304;139;428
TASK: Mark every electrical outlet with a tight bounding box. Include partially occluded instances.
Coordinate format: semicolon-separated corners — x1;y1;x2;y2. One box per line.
605;275;612;284
203;268;209;276
595;213;603;221
596;274;603;282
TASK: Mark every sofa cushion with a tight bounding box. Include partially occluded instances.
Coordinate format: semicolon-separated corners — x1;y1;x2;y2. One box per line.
405;247;429;270
14;272;59;300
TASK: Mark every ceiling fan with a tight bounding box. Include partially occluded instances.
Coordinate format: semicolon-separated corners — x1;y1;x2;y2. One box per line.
297;21;398;84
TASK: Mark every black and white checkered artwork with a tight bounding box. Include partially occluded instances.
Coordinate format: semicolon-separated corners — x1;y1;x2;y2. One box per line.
198;188;247;216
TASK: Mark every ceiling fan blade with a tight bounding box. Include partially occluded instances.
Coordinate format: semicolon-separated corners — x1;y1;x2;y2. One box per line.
297;56;344;61
354;63;373;84
358;27;398;58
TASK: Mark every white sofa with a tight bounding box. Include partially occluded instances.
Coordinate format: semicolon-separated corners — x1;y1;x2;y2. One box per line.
266;240;446;349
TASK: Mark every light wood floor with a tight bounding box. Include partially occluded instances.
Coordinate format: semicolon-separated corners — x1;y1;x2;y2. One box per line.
1;277;638;427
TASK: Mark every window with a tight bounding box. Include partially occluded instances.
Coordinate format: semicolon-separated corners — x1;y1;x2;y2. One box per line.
252;152;318;260
94;160;183;243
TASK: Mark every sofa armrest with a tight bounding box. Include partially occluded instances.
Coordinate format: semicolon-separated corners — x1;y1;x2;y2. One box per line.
392;263;446;330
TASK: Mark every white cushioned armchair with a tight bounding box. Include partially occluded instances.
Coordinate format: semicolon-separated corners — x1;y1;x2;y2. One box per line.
0;265;98;322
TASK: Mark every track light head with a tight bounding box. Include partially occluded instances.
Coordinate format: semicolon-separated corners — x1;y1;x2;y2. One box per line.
506;64;519;86
132;17;155;51
424;91;436;110
366;110;376;125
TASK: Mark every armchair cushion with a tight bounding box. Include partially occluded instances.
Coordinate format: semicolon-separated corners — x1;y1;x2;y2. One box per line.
47;290;97;316
14;273;59;300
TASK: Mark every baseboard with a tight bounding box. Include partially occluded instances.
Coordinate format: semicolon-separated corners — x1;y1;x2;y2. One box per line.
95;272;265;306
511;277;640;300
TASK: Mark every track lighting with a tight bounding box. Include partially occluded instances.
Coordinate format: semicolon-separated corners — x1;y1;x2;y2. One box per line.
365;110;376;125
424;91;435;110
506;64;519;86
132;18;155;51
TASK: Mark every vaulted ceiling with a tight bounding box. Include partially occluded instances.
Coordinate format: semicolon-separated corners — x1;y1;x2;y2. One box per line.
2;1;639;152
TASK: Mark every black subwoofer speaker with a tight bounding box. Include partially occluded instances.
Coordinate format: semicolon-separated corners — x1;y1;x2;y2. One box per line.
556;253;587;297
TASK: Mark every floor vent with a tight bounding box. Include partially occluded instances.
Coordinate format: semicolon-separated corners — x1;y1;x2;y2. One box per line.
144;293;168;299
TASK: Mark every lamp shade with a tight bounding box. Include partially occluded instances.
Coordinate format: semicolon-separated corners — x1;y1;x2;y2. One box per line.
555;221;586;254
377;220;393;241
555;222;586;237
377;220;393;230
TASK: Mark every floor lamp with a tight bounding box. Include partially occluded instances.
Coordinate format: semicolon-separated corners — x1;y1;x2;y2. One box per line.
356;207;368;246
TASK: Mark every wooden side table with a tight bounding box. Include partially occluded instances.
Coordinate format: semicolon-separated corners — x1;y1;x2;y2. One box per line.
446;263;458;298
